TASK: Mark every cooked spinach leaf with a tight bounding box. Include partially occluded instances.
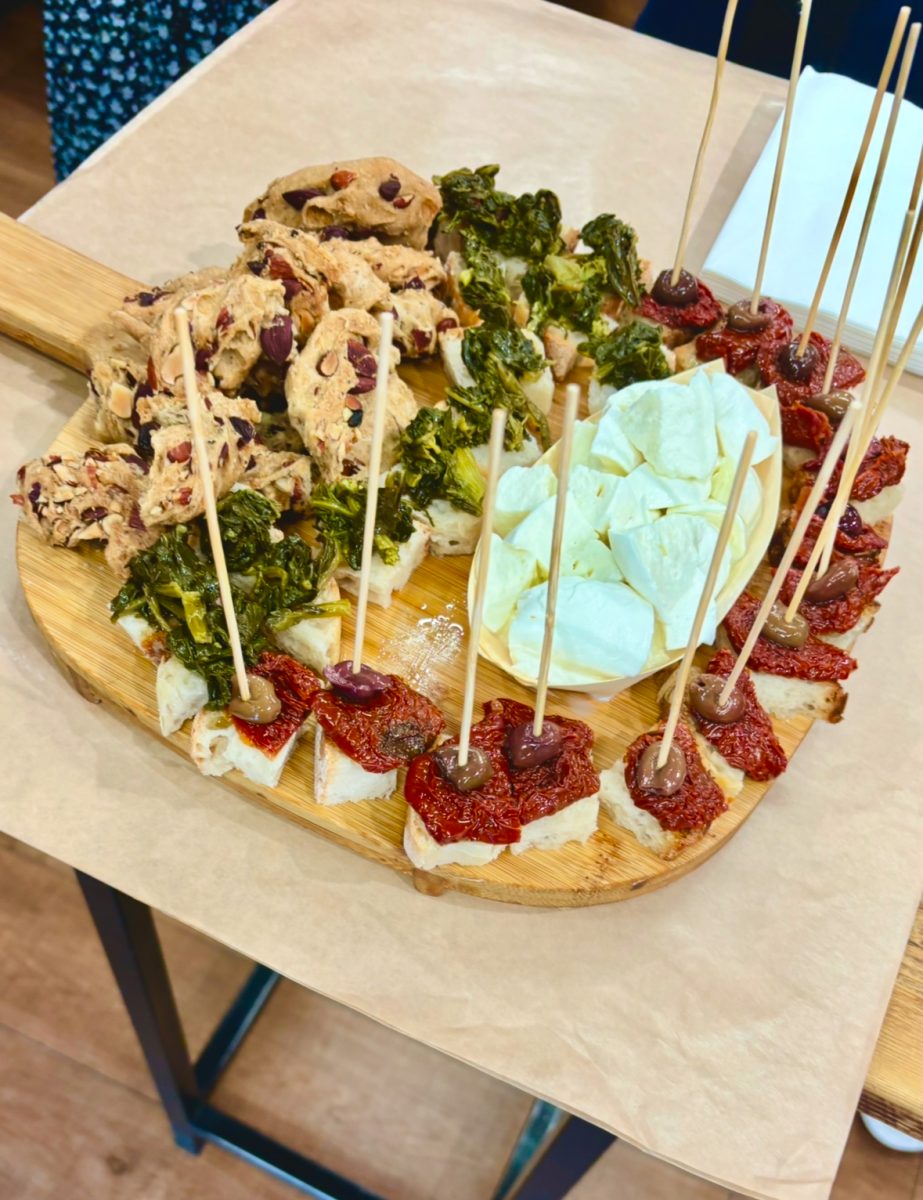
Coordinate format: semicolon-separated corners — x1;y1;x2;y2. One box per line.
579;320;670;390
434;164;563;260
310;477;416;571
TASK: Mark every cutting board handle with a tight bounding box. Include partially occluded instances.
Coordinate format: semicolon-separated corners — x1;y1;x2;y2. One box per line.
0;212;142;372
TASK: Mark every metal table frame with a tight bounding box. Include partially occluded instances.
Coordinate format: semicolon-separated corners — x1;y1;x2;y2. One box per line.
77;870;616;1199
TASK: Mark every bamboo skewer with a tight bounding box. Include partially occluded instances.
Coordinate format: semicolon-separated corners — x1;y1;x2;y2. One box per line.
532;384;581;738
871;300;923;426
873;146;923;385
795;7;911;353
804;159;923;584
351;311;394;674
818;22;920;391
749;0;814;314
457;408;507;768
718;401;860;707
657;431;757;769
785;183;922;615
669;0;740;286
174;306;250;703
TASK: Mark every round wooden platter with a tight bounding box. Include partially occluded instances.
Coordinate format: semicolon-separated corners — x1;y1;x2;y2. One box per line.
15;373;813;908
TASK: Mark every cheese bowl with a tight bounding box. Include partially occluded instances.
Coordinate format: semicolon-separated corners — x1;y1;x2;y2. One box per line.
467;363;782;700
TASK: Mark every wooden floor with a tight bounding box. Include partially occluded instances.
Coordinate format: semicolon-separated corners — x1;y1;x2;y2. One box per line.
1;834;920;1200
1;1;922;1197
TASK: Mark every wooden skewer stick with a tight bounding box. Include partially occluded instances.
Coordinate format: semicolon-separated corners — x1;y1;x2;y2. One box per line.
669;0;741;286
818;22;920;391
457;408;508;768
785;181;921;613
174;306;250;703
870;300;923;428
807;158;923;582
657;431;757;769
718;401;860;707
873;145;923;388
532;383;581;738
795;7;911;353
351;310;394;674
749;0;814;314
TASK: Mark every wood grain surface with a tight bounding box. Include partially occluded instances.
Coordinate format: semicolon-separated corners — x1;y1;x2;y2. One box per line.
7;213;815;907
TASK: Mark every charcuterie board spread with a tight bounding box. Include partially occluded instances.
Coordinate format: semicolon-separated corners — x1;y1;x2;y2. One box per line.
10;146;911;906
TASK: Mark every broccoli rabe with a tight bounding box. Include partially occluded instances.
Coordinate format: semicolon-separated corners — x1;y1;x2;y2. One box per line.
310;477;416;571
457;236;513;330
579;320;670;390
434;164;563;261
110;490;346;707
399;407;486;516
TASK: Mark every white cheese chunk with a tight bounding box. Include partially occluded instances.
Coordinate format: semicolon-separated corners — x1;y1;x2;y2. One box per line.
589;406;642;475
509;577;655;680
710;458;763;528
620;380;717;479
568;464;621;532
570;419;600;466
507;494;597;575
494;462;557;537
627;462;710;510
610;514;729;649
603;473;658;534
703;369;776;464
668;502;747;564
483;535;539;633
564;536;623;581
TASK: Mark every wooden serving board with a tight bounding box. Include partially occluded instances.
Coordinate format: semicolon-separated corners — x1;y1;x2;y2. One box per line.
9;215;814;906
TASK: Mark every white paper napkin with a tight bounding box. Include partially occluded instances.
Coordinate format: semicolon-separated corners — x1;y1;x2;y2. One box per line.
703;67;923;373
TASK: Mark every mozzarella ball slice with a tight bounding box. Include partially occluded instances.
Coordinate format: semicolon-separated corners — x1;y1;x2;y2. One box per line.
509;577;655;680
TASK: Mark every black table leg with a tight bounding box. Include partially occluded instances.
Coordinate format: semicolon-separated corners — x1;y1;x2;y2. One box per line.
76;868;612;1199
496;1103;616;1200
76;870;203;1153
76;870;383;1198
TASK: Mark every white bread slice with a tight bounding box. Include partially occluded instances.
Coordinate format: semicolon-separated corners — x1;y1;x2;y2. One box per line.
715;628;847;723
511;793;599;854
116;613;168;664
335;521;430;608
424;499;481;556
655;670;744;799
750;672;846;723
270;577;342;672
312;723;396;806
599;764;705;860
672;341;701;373
190;710;301;786
688;728;744;798
156;656;209;737
403;808;506;869
854;484;902;525
471;436;542;474
817;604;877;651
439;326;475;388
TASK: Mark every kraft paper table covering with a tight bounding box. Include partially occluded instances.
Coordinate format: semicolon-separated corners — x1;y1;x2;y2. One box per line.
2;1;922;1196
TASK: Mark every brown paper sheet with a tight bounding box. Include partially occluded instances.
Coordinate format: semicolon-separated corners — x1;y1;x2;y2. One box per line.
3;1;922;1195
